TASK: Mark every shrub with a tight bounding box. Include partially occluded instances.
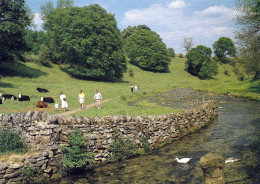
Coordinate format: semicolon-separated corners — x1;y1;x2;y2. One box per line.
109;131;138;161
24;54;39;63
224;70;230;76
20;167;39;184
128;68;134;78
141;134;150;153
198;61;218;79
120;95;126;101
0;129;27;154
179;53;184;58
237;73;245;81
233;66;240;75
62;129;93;174
37;44;52;67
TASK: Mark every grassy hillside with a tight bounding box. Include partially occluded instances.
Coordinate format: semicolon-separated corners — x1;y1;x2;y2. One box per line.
0;57;259;116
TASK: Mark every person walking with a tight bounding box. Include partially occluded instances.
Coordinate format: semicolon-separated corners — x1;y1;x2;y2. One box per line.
60;92;68;111
130;84;134;92
78;90;85;109
134;84;138;92
94;90;102;109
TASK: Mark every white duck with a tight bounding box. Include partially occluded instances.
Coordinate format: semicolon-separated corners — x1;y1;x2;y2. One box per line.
173;157;192;164
225;157;240;164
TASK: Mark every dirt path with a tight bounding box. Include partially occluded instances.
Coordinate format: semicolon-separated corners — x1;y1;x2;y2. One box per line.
60;98;112;116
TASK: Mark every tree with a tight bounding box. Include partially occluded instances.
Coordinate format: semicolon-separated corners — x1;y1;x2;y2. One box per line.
213;37;236;63
25;29;50;54
182;37;194;54
186;45;218;79
124;25;171;72
167;48;175;58
235;0;260;79
0;0;32;62
41;4;126;80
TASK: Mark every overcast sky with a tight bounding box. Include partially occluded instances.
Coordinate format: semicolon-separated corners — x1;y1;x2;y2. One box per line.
25;0;238;53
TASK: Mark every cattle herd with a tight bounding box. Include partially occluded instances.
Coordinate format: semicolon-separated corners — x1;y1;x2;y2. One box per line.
0;88;55;108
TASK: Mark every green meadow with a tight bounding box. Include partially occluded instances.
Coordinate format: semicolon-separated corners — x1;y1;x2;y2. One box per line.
0;57;259;116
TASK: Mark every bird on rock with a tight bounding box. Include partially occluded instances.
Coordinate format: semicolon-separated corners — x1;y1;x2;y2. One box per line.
173;157;192;164
225;157;240;164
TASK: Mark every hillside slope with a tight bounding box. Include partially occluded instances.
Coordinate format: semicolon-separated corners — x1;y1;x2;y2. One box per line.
0;57;259;116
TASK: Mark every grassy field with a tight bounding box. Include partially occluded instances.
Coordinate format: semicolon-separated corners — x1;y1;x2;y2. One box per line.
0;57;259;116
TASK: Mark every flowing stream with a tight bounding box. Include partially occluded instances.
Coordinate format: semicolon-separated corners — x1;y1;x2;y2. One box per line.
59;89;260;184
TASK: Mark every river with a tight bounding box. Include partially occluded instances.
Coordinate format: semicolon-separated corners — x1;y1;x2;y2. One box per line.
58;89;260;184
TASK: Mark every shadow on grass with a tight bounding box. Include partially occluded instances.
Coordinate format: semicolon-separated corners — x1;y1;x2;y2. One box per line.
0;81;13;88
248;80;260;93
0;62;47;78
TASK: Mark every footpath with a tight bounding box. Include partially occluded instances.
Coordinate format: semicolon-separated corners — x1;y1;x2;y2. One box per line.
60;98;112;116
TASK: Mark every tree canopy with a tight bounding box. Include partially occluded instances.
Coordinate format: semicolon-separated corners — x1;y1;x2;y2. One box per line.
235;0;260;79
41;3;126;80
124;25;171;72
0;0;32;62
213;37;236;63
186;45;218;79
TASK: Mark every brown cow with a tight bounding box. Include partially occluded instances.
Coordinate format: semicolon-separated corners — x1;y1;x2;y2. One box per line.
36;101;48;108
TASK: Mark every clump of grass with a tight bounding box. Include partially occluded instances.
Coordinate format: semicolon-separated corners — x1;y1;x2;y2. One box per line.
0;129;27;154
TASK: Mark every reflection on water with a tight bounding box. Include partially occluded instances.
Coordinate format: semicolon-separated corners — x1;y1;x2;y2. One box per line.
60;89;260;184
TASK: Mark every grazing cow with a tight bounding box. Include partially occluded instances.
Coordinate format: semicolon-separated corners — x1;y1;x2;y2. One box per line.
36;88;49;93
41;97;54;103
0;98;2;104
1;94;17;100
18;94;30;101
36;101;48;108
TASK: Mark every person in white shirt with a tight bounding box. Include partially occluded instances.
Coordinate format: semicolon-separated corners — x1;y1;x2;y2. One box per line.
134;84;138;92
54;102;59;111
60;92;68;111
94;90;102;109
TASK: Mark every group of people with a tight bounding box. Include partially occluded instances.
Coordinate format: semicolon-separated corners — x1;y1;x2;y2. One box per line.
130;84;140;93
55;90;102;111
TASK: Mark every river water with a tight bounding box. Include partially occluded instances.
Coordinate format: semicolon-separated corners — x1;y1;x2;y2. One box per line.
59;89;260;184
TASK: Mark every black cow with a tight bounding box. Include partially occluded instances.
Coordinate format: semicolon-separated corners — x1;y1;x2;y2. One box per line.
36;88;49;93
0;98;2;104
41;97;54;103
18;94;30;101
1;94;17;100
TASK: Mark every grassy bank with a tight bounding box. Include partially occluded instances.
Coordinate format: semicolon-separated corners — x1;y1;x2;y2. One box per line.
0;57;259;116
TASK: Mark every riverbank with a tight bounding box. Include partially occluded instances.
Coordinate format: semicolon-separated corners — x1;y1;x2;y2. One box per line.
0;100;217;183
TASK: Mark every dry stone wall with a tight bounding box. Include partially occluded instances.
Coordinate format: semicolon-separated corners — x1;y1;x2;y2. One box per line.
0;101;217;183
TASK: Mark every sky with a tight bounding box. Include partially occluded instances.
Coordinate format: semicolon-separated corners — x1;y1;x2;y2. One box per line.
25;0;238;54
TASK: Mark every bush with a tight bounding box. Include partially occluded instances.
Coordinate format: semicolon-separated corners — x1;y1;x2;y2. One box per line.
198;61;218;79
24;54;39;63
37;44;52;67
128;68;134;78
20;167;39;184
179;53;184;58
62;129;93;174
224;69;230;76
237;73;245;81
141;134;150;153
0;129;27;154
109;131;138;161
